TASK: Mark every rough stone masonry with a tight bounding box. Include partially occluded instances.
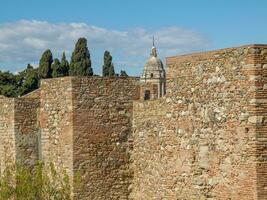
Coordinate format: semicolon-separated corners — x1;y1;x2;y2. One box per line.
132;44;267;200
0;44;267;200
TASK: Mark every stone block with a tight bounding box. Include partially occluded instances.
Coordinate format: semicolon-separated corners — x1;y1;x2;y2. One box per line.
248;116;265;124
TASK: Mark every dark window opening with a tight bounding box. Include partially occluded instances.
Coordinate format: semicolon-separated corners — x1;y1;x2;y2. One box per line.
150;73;153;78
144;90;150;100
245;127;249;133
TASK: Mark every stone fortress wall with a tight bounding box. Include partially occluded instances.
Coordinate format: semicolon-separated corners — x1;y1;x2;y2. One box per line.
71;77;139;199
0;44;267;199
0;92;40;173
131;44;267;199
14;95;40;168
0;96;15;173
0;76;140;200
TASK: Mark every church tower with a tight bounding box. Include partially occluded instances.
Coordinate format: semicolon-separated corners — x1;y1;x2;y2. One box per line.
140;37;166;100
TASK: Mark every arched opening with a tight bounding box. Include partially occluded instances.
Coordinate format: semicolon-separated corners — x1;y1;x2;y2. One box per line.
144;90;150;100
150;73;153;78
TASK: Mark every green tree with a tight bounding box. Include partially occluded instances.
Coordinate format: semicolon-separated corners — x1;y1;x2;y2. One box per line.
0;71;19;97
61;52;69;76
18;64;39;96
103;51;111;76
69;38;93;76
109;63;115;76
0;64;41;98
102;50;115;76
120;70;128;77
51;58;62;78
38;49;53;79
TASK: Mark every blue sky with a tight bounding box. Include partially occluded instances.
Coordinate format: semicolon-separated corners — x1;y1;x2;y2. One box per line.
0;0;267;75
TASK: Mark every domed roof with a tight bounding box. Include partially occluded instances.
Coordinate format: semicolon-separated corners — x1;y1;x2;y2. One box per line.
144;53;164;71
140;38;166;98
141;44;165;80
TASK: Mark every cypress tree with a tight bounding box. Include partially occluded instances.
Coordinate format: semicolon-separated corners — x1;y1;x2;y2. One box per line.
88;66;93;76
120;70;128;77
69;38;93;76
61;52;69;76
102;51;115;76
51;58;62;78
26;63;34;70
103;51;111;76
109;63;115;76
38;49;53;79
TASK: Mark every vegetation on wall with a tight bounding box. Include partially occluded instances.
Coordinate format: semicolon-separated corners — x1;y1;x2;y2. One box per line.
0;37;128;98
0;162;72;200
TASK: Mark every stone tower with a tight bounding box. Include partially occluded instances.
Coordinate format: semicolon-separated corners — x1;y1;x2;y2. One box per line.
140;37;166;100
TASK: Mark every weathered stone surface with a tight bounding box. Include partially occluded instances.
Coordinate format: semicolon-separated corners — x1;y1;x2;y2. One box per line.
71;77;139;199
39;76;140;199
40;77;74;182
0;91;40;174
248;116;265;124
131;44;267;200
1;76;140;200
14;97;40;168
0;97;15;174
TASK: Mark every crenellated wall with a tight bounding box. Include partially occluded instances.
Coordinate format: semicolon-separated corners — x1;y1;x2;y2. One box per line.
131;44;267;200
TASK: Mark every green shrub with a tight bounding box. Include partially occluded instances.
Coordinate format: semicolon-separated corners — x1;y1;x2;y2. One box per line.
0;162;72;200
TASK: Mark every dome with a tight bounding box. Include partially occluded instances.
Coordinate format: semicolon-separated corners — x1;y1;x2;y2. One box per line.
144;55;164;71
140;38;166;99
141;45;165;80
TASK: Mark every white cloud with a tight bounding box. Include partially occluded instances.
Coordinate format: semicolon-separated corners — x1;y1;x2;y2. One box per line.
0;20;209;75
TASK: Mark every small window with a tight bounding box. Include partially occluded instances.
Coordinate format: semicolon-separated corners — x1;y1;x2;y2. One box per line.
144;90;150;100
150;73;153;78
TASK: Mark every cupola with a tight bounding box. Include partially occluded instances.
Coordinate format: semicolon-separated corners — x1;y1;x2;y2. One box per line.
140;37;166;100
